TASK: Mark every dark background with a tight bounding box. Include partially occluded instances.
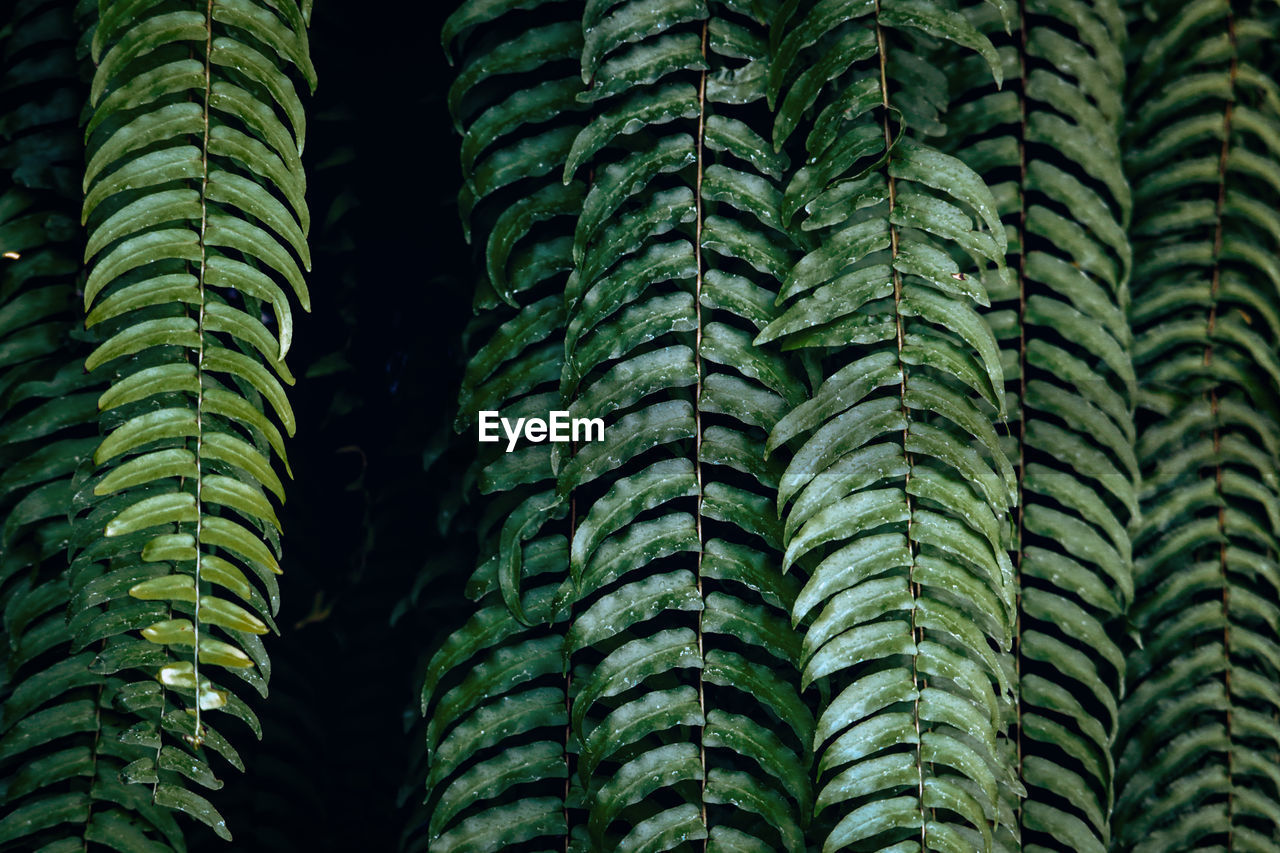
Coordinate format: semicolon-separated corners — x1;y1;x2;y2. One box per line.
188;3;474;849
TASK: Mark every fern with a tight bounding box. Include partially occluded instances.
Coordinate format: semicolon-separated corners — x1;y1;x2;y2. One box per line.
5;0;1280;847
1115;0;1280;848
0;1;188;847
64;0;315;837
757;1;1022;850
414;1;583;850
552;0;818;849
946;0;1139;849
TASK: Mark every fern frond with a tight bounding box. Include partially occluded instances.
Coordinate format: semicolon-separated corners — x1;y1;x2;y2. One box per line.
0;1;186;848
761;1;1020;850
554;0;816;848
69;0;316;837
557;1;710;846
415;1;586;849
417;544;570;853
947;0;1138;849
692;3;815;849
1115;0;1280;848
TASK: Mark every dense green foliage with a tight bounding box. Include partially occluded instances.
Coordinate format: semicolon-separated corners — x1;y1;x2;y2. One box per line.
1118;1;1280;849
1;0;1279;850
2;0;315;845
0;1;189;847
949;2;1136;849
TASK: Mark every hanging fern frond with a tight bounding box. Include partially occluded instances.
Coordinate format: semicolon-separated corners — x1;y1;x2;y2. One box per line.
448;0;583;625
554;0;814;848
932;19;1023;853
5;0;1276;846
759;1;1021;849
947;0;1138;849
69;0;316;837
416;545;570;853
690;3;815;849
932;15;1025;851
415;1;584;850
0;0;186;848
1115;0;1280;849
556;0;711;846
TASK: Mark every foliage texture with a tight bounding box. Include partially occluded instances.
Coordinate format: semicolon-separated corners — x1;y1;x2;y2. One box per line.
758;0;1025;850
77;0;316;836
1115;0;1280;849
413;1;580;850
0;0;190;848
2;0;315;842
3;0;1280;849
947;0;1138;849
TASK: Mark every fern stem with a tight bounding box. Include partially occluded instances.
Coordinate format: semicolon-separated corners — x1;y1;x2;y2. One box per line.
874;8;926;846
189;0;216;747
693;17;709;844
81;674;107;850
1014;0;1028;838
1203;8;1239;843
